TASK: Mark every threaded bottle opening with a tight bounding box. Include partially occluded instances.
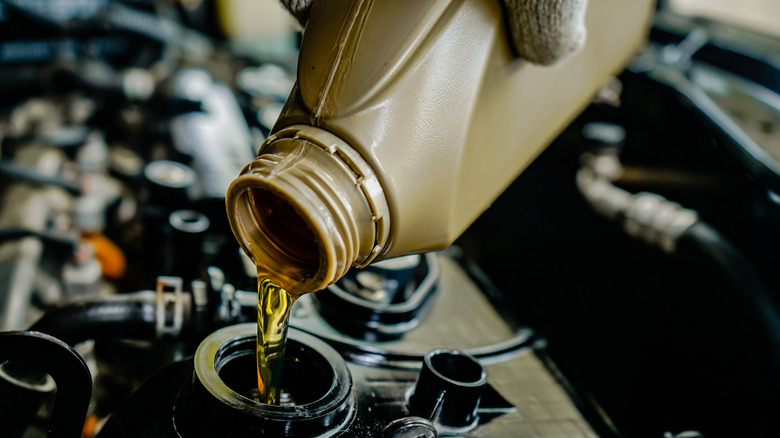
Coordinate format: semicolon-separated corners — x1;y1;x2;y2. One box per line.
226;127;387;294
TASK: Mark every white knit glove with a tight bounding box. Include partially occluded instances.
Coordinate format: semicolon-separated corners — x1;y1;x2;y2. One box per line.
280;0;313;26
501;0;588;65
279;0;588;66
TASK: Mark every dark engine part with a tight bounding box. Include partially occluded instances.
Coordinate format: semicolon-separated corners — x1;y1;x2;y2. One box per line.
314;253;439;341
99;326;354;437
456;7;780;438
0;331;92;438
97;323;559;438
85;250;602;437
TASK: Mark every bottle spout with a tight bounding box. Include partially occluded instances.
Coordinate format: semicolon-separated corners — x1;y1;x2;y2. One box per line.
226;125;389;295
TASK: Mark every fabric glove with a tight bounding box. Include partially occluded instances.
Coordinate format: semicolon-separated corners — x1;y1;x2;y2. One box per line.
279;0;588;66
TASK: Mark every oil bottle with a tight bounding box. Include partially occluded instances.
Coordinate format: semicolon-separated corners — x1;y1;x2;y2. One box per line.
226;0;654;295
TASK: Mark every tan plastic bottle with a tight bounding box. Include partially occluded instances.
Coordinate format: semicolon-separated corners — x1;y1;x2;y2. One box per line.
226;0;654;295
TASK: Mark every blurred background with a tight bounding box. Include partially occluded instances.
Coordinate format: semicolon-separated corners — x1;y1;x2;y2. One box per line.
1;0;780;437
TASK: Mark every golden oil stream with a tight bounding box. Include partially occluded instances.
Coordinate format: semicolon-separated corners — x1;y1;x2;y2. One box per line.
255;274;296;405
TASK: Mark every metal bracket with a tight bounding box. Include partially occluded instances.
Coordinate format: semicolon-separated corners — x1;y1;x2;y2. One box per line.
155;276;184;337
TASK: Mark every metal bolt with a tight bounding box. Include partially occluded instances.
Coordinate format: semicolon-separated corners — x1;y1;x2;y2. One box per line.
382;417;438;438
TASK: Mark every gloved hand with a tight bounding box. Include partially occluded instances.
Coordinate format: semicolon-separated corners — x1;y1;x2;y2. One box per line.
279;0;588;66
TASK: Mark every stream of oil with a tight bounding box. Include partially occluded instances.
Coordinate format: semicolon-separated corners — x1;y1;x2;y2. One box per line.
255;274;296;405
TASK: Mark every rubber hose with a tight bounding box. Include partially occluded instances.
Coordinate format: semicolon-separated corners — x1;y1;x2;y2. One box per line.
30;292;158;345
676;221;780;367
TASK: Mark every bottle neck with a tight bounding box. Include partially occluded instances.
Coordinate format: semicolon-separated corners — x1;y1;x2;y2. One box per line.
226;125;389;295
